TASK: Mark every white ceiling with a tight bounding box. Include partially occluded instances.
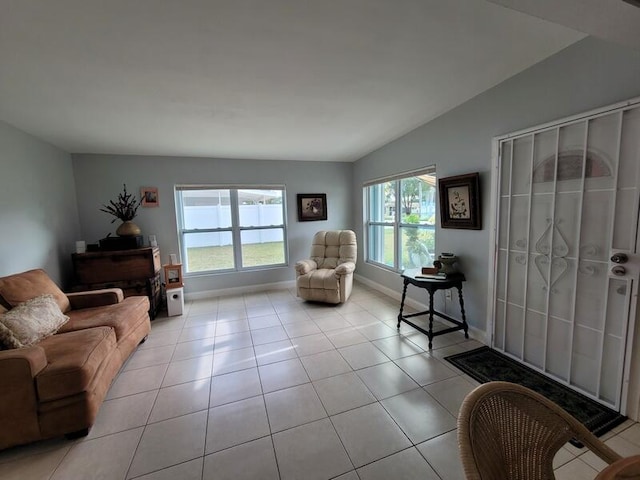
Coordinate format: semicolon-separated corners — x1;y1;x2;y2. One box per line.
1;0;633;162
487;0;640;52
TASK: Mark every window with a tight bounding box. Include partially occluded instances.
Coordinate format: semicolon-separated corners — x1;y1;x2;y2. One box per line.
364;168;436;271
176;186;287;273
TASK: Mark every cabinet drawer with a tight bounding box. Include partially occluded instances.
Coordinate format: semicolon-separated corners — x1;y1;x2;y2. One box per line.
73;247;160;284
77;278;147;291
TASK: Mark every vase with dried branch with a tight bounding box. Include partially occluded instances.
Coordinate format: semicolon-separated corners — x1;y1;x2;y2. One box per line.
100;184;142;236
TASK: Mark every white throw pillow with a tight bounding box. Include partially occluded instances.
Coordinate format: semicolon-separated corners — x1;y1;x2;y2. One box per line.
0;294;69;349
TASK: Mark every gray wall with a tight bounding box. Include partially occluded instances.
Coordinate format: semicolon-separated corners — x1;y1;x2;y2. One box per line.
5;34;639;335
0;121;80;287
353;37;640;334
71;154;352;294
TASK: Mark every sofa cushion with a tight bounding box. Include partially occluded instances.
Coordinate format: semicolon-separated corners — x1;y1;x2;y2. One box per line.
0;295;70;350
59;296;150;342
0;269;70;313
36;327;117;402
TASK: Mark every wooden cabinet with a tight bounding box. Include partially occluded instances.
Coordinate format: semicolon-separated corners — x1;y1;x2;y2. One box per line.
72;247;162;319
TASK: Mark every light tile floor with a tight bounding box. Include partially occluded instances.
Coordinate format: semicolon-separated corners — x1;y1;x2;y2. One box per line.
1;282;639;479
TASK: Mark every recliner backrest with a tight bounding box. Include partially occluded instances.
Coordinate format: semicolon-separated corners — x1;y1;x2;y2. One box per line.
310;230;357;269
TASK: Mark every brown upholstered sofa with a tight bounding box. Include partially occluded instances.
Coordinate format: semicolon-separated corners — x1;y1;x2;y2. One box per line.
0;269;151;450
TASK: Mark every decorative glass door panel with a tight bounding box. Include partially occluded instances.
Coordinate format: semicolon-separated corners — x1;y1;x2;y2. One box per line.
494;104;640;409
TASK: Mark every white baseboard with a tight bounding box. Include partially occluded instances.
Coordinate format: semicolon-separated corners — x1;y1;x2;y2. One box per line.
354;274;487;345
184;274;487;345
184;280;296;301
353;273;423;309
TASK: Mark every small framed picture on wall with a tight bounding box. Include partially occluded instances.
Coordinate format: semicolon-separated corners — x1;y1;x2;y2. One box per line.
141;187;159;207
438;172;481;229
297;193;327;222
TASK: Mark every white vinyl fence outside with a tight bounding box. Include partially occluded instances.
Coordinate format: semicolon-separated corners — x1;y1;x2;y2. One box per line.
184;205;284;248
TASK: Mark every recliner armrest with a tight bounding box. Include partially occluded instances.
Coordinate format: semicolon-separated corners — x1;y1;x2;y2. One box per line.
66;288;124;310
295;259;318;275
335;262;356;275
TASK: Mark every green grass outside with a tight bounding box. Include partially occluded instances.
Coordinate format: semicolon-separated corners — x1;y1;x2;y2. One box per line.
186;242;284;272
186;230;434;272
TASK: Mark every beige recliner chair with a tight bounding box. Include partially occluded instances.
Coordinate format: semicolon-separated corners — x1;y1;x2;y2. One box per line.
295;230;357;304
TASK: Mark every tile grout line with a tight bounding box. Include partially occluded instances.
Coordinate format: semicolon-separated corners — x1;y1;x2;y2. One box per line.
123;316;184;480
6;284;638;479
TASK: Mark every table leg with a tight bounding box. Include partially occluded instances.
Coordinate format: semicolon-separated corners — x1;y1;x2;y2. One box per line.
457;285;469;339
428;290;434;349
397;280;408;329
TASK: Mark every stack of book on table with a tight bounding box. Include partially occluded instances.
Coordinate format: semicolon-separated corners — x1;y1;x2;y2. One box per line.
415;271;448;280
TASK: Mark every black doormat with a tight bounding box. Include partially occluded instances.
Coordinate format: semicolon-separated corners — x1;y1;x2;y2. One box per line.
445;346;627;443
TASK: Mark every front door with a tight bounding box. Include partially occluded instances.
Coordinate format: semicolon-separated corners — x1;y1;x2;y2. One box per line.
492;102;640;410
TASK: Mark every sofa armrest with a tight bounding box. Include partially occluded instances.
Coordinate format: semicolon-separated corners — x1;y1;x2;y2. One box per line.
0;346;48;449
335;262;356;275
66;289;124;310
295;259;318;275
0;345;48;378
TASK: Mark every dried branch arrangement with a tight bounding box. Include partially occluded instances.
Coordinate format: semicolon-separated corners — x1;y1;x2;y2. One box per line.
100;184;142;223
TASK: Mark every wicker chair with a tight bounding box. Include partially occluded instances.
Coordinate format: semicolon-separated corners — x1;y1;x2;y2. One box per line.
457;381;622;480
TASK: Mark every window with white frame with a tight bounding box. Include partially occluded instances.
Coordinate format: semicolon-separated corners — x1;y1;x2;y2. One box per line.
175;186;287;273
364;168;436;271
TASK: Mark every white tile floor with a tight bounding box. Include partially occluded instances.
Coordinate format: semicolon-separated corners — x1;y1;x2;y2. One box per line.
1;282;640;479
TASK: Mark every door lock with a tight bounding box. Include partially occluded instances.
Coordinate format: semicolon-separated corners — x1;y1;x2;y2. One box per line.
612;265;626;276
611;253;629;264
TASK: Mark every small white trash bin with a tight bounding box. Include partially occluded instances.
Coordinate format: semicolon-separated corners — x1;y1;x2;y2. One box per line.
167;287;184;316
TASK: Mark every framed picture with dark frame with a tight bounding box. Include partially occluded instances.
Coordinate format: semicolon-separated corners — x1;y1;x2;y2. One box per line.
141;187;159;207
438;172;481;229
297;193;327;222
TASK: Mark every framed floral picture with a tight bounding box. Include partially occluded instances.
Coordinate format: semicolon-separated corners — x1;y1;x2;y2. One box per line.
438;172;481;229
297;193;327;221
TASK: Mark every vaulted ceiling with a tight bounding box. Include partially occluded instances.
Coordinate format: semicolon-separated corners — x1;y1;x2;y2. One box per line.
0;1;637;161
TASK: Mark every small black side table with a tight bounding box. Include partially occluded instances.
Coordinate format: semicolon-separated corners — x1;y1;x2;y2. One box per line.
397;269;468;349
